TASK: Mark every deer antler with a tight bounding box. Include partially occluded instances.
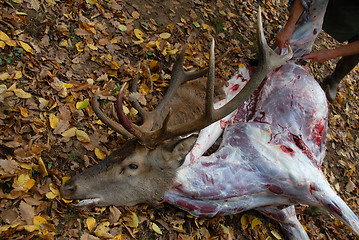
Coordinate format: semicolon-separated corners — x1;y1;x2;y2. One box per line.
98;7;293;148
92;89;134;139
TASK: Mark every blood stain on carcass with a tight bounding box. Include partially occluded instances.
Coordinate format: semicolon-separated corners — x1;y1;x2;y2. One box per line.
280;145;295;156
266;184;284;194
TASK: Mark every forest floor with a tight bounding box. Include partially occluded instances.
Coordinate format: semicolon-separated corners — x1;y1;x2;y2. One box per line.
1;0;359;239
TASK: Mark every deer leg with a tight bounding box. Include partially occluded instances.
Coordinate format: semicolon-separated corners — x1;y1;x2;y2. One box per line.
256;206;310;240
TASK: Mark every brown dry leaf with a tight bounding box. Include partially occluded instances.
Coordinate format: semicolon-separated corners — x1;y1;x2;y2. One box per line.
0;159;19;174
19;201;35;225
109;206;122;224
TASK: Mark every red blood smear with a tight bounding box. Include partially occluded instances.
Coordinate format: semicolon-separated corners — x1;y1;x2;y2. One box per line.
266;184;284;194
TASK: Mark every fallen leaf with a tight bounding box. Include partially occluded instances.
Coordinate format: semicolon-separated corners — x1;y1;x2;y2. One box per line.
33;215;47;225
49;114;59;129
159;32;171;39
62;127;77;138
19;107;29;117
76;98;90;110
19;41;33;54
86;217;96;231
94;221;112;238
38;157;48;177
76;129;91;142
13;89;32;98
95;148;106;160
152;222;162;235
134;29;144;40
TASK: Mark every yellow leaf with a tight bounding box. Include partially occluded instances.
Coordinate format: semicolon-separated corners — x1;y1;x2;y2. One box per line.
95;148;106;160
25;179;35;190
62;198;72;204
87;43;98;50
159;32;171;39
76;41;84;52
86;0;97;4
62;176;71;184
152;222;162;235
0;72;10;81
49;114;59;129
33;216;47;225
6;39;17;47
49;183;60;197
14;88;32;98
45;0;56;5
14;70;22;79
202;23;212;31
86;217;96;231
0;84;7;94
76;98;90;110
0;41;5;49
19;41;33;54
0;31;10;41
126;212;139;228
45;191;57;199
76;129;91;142
238;63;245;68
94;221;110;237
18;107;29;117
241;214;249;230
122;105;129;115
13;174;31;191
62;83;73;89
62;127;77;138
228;12;237;17
134;29;144;40
24;225;37;232
251;217;262;229
146;41;156;48
59;39;68;47
167;48;178;55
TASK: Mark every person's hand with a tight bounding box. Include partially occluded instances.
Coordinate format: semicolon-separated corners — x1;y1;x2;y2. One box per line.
275;27;294;49
303;49;337;62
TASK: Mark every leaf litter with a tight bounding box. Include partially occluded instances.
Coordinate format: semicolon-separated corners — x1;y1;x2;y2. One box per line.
0;0;359;239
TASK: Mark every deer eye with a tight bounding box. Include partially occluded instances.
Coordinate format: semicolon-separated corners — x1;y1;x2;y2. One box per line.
128;163;138;170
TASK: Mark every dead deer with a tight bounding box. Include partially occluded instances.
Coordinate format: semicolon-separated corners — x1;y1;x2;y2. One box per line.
61;5;359;239
60;9;292;207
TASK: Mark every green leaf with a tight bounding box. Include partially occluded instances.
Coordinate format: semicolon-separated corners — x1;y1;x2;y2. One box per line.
76;98;89;110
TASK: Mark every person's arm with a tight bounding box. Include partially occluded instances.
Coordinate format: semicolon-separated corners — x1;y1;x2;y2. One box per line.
275;0;304;49
304;41;359;62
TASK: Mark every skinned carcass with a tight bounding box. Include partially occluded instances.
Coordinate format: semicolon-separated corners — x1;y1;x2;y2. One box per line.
60;2;359;239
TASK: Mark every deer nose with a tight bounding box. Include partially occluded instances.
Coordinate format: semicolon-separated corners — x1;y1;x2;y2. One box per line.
60;181;77;199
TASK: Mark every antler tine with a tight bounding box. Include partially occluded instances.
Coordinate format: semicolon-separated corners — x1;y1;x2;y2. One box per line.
92;89;134;139
129;62;147;118
135;7;292;147
211;6;293;120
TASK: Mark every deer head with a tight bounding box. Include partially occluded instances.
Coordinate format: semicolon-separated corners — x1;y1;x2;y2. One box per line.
60;8;292;208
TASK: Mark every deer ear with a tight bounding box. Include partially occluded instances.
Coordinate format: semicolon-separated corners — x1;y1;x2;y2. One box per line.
162;134;197;166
